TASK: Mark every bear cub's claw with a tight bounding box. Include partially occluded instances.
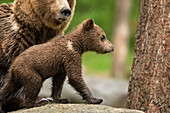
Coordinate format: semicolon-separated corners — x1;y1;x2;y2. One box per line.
88;98;103;104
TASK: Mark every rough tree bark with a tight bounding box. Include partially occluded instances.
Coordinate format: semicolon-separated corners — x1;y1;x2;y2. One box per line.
127;0;169;112
112;0;131;79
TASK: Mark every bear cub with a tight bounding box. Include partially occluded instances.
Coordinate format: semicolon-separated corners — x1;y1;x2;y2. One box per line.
0;19;114;110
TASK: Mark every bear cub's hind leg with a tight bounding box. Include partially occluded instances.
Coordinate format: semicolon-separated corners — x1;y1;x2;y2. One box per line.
52;72;69;104
21;71;47;108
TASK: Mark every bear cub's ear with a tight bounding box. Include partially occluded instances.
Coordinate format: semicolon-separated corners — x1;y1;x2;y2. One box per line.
83;19;94;31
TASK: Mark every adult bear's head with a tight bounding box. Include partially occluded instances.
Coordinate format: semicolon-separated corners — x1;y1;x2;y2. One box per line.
13;0;76;29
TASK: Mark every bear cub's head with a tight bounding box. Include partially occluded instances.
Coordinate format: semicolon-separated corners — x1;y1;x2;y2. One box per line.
81;19;114;54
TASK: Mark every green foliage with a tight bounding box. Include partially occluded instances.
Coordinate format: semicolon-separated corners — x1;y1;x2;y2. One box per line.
0;0;13;4
82;52;112;75
129;0;141;50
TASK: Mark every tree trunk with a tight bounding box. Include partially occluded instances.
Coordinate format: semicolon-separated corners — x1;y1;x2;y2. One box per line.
112;0;131;79
127;0;169;112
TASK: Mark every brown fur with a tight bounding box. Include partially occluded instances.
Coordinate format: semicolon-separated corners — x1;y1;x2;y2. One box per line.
0;19;114;111
0;0;76;112
0;0;76;84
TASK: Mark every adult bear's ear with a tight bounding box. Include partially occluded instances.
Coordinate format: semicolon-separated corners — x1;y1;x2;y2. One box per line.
83;18;94;31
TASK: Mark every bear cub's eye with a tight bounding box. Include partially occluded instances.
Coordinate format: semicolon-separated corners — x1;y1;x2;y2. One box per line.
101;35;106;41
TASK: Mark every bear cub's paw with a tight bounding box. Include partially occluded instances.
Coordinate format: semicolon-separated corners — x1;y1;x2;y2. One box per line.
35;97;51;107
87;98;103;104
54;99;70;104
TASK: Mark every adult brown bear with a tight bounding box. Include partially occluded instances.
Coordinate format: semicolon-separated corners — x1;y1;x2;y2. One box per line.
0;0;76;112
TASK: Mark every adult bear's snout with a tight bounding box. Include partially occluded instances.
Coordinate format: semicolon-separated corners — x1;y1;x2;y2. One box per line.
60;7;71;18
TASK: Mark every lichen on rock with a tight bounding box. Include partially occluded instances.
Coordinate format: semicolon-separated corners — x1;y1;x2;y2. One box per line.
11;104;144;113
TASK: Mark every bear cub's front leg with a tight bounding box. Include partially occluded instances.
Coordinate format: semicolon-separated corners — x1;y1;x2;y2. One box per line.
68;75;103;104
66;60;103;104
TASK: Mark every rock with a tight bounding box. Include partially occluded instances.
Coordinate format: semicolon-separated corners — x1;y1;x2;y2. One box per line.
39;76;129;107
11;104;144;113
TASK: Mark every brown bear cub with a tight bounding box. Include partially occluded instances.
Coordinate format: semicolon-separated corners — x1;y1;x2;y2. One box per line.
0;19;114;111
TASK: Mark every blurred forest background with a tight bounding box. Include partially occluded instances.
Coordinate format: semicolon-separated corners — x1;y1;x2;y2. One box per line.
0;0;141;79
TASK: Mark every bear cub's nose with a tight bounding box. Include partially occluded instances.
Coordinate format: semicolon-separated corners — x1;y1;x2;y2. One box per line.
60;7;71;17
112;45;114;51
